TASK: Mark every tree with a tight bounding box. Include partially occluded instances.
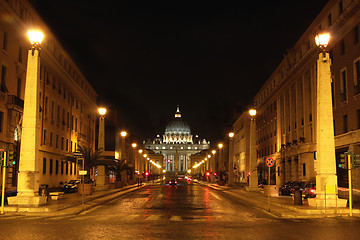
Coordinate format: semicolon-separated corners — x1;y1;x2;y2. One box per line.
112;159;133;182
64;144;112;182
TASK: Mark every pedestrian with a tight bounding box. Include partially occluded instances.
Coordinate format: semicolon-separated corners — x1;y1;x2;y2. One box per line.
137;177;140;187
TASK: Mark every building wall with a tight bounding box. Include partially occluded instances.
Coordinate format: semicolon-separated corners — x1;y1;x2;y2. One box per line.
249;0;360;188
233;111;251;182
0;0;97;188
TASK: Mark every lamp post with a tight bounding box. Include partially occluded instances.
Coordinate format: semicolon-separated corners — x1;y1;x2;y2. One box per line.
246;109;259;191
211;150;216;175
228;132;235;187
8;30;47;206
120;131;127;184
308;33;347;207
95;107;108;190
131;143;137;181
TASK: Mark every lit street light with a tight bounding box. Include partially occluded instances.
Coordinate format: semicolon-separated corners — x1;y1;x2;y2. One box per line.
8;30;46;206
120;131;127;184
96;107;109;190
228;132;235;187
308;33;347;208
246;108;259;191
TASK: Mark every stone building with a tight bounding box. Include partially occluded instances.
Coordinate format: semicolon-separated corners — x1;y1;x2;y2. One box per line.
0;0;97;188
246;0;360;189
145;106;210;175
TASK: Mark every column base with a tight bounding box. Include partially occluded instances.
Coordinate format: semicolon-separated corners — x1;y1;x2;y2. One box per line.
94;184;110;191
7;195;47;206
308;196;347;208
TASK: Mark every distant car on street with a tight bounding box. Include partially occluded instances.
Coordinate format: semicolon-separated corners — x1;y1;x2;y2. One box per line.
168;179;177;185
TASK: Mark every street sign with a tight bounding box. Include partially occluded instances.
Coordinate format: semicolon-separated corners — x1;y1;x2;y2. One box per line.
265;157;275;168
79;170;87;176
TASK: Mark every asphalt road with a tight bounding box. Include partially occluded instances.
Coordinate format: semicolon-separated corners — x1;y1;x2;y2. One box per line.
0;179;359;240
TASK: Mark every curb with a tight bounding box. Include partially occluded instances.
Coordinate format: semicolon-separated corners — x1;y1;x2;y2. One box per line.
195;181;360;219
1;184;148;216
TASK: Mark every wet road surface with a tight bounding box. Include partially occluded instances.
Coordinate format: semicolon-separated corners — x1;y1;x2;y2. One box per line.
0;180;359;239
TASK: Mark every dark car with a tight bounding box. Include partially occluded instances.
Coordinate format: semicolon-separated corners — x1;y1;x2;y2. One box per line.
300;182;316;198
258;179;268;188
64;180;80;193
168;179;177;185
0;188;17;205
279;181;298;196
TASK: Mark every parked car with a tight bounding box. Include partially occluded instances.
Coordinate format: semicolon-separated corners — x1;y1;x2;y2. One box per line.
280;181;316;198
0;188;17;205
279;181;298;196
64;180;80;193
301;182;316;198
258;179;268;188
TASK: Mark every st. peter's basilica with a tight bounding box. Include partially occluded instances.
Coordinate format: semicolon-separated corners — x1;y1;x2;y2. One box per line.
145;106;210;174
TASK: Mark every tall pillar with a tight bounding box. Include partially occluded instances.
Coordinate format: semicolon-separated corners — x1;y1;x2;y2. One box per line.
246;111;260;191
95;113;108;190
308;51;347;207
8;48;46;206
228;134;235;187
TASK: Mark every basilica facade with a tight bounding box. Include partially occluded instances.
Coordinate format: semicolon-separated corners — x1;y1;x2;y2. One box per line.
145;106;210;174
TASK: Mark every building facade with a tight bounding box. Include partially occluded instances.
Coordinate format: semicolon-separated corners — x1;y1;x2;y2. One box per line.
232;111;252;183
145;106;210;175
245;0;360;189
0;0;97;188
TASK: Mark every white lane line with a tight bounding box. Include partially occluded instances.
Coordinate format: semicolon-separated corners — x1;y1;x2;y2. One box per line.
169;215;182;221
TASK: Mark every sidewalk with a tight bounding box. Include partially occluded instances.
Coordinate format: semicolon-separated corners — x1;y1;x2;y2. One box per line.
196;180;360;218
1;182;151;216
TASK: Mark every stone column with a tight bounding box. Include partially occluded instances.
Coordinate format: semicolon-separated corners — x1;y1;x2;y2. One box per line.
95;115;108;190
246;115;259;191
8;49;46;206
228;137;234;187
308;52;347;208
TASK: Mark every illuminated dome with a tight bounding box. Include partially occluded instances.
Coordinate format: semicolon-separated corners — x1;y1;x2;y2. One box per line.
163;106;193;144
165;118;191;135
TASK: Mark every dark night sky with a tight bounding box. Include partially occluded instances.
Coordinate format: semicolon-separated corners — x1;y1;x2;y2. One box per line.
30;0;328;143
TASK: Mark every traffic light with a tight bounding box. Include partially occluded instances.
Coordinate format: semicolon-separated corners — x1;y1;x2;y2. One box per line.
205;171;210;177
8;150;16;166
339;153;347;169
0;150;4;167
145;172;149;176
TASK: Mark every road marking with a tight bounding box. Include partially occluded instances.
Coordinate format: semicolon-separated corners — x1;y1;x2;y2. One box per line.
124;214;140;220
169;215;182;221
145;214;161;221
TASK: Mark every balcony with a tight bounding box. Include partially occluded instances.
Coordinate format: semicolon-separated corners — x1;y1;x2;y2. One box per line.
6;94;24;111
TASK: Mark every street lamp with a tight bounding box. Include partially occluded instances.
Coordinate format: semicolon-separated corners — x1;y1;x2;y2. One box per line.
308;32;347;208
98;107;107;116
120;130;127;184
218;143;223;173
96;107;108;190
8;30;46;206
315;32;330;49
247;108;259;191
249;109;257;117
131;143;137;175
228;132;235;187
120;131;127;137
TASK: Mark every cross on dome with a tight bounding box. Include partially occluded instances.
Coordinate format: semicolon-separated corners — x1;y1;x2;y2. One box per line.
175;105;181;118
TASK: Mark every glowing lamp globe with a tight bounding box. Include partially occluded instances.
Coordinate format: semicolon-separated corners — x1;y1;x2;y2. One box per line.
315;33;330;48
28;30;44;45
